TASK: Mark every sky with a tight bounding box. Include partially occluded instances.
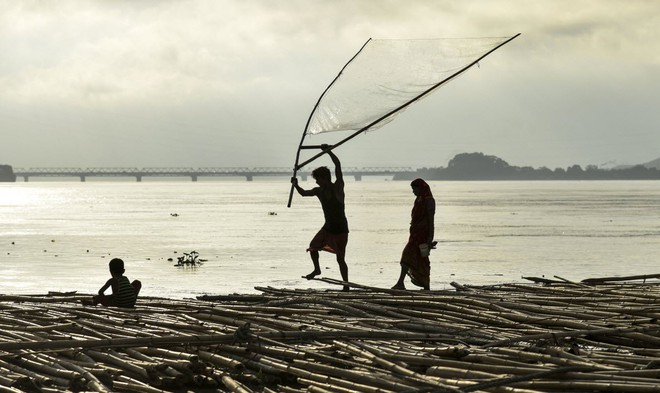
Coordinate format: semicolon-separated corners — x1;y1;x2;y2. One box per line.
1;0;659;171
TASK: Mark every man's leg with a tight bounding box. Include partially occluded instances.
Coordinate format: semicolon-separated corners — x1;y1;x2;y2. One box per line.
336;255;349;291
305;250;321;279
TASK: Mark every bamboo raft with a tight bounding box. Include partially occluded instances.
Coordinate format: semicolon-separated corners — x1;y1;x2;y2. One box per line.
0;274;659;392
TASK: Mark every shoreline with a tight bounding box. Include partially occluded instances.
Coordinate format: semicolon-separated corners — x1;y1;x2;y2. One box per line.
1;276;659;392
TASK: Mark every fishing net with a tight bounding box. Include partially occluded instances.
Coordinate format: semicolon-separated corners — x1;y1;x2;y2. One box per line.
307;36;517;136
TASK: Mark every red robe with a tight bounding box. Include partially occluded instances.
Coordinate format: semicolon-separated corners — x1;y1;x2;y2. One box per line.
400;179;435;288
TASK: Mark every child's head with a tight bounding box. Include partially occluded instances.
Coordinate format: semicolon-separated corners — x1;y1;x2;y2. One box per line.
109;258;125;276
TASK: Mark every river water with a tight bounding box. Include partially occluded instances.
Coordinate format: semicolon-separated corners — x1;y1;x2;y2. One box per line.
1;179;658;298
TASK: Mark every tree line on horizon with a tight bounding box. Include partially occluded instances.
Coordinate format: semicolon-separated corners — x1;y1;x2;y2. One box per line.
394;152;660;181
4;154;660;182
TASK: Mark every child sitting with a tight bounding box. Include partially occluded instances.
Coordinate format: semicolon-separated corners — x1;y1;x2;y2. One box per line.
92;258;141;308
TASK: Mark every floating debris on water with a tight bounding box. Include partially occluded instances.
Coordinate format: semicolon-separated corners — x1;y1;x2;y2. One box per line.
174;250;205;267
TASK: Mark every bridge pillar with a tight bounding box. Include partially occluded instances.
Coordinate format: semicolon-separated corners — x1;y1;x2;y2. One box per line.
354;175;362;181
246;175;253;181
80;176;86;182
301;175;307;181
136;176;142;182
23;176;29;182
191;175;198;182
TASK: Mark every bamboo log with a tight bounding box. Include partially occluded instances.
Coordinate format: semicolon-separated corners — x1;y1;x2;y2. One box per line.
291;358;417;391
0;330;456;352
0;373;35;390
0;358;63;387
257;356;397;393
508;380;660;392
1;280;659;392
221;374;253;393
57;358;111;393
0;386;24;393
460;366;596;393
299;378;361;393
198;350;245;370
111;380;166;393
87;350;151;381
6;354;80;380
333;341;462;393
491;348;614;371
483;325;660;348
582;273;660;284
426;358;545;377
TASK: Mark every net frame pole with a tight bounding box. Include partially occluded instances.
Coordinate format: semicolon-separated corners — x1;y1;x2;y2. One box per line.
287;38;372;208
294;33;521;171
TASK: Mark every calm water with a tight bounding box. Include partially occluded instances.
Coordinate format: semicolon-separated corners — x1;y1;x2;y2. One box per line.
1;180;659;298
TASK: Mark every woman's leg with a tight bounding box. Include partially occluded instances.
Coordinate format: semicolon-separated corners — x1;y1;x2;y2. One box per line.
392;264;408;289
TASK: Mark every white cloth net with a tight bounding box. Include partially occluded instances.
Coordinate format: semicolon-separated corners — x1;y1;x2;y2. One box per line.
307;36;516;135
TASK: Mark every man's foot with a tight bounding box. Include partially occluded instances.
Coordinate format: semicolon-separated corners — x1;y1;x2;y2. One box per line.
342;286;350;292
391;284;406;290
305;270;321;280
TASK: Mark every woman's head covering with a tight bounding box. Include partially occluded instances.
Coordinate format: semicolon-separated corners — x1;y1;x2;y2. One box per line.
411;178;433;198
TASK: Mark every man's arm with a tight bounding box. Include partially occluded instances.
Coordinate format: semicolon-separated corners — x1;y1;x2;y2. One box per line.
324;145;343;183
291;177;316;197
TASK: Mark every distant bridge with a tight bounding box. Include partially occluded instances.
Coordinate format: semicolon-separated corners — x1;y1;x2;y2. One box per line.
13;167;414;182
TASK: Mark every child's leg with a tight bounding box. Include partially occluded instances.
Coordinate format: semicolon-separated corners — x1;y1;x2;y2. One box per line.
93;294;115;306
132;280;142;296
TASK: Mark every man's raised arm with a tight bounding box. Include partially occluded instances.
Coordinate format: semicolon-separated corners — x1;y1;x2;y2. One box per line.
323;145;343;183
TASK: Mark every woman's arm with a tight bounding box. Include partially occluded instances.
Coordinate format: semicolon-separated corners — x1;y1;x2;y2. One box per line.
426;199;436;244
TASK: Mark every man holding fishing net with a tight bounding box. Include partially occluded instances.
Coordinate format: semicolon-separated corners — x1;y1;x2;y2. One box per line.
291;145;350;291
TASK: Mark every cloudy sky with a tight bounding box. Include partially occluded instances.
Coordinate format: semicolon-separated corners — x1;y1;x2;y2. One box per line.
1;0;659;170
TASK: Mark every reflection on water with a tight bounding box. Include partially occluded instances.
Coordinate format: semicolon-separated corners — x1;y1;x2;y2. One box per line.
1;180;659;298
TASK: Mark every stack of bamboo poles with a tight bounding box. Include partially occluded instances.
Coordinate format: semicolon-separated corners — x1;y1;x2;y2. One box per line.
0;274;658;392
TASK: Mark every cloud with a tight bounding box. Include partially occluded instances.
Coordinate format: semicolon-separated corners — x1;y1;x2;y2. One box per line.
1;0;659;168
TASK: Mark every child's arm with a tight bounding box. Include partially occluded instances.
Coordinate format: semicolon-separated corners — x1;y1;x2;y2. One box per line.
98;278;114;295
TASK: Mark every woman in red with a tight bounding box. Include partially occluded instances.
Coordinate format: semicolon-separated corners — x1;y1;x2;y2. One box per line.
392;178;435;290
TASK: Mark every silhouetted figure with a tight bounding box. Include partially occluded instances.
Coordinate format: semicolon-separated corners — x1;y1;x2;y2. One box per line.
92;258;141;308
291;145;349;291
392;178;435;291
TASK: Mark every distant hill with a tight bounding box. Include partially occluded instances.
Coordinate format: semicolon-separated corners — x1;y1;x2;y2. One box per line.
643;157;660;169
0;164;16;182
612;157;660;170
396;152;660;181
